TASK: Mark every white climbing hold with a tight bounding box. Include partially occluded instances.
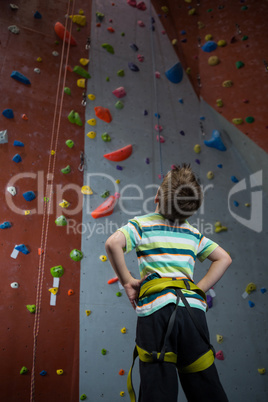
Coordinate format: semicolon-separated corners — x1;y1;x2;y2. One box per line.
7;186;16;196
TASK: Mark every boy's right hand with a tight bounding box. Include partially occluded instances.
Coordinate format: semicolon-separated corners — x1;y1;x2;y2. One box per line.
124;277;145;310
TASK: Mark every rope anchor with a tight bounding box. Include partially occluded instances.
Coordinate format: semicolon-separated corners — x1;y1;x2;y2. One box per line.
78;151;85;171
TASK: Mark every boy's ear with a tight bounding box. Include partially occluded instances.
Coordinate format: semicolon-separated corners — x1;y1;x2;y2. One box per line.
154;189;160;204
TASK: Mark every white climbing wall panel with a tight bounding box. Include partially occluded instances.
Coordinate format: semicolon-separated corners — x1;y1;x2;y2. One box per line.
80;1;268;401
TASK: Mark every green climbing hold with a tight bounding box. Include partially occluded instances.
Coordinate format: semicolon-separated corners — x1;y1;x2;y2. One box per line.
121;32;125;37
106;77;110;82
116;292;122;297
101;191;110;198
61;165;71;174
242;35;248;41
64;87;71;95
101;349;107;355
50;265;64;278
96;12;105;22
66;139;74;148
241;5;248;10
115;101;124;110
80;395;87;401
235;61;244;69
55;215;67;226
73;65;91;79
70;249;83;261
68;110;76;123
26;305;36;314
117;69;125;77
101;43;114;54
245;116;255;123
44;197;49;203
75;112;83;126
20;366;28;375
101;133;111;142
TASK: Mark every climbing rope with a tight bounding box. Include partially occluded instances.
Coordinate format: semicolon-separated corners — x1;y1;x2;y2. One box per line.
30;1;76;400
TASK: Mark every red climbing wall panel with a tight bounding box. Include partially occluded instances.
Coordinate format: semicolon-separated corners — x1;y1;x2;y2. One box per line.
151;0;268;152
0;1;91;400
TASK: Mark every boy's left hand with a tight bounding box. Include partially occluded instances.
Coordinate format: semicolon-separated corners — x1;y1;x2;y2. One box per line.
124;277;145;309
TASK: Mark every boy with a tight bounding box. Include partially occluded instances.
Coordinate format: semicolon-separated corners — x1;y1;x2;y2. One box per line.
105;164;231;401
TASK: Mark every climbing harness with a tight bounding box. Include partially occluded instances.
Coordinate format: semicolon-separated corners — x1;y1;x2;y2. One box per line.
127;278;216;402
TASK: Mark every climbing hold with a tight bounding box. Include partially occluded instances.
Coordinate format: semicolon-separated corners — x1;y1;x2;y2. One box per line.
120;392;125;397
74;112;83;126
214;222;228;233
258;368;266;375
216;334;223;344
208;56;220;66
186;67;191;75
52;51;59;57
15;244;30;254
222;80;233;88
215;351;224;360
20;366;28;374
87;118;96;126
66;139;74;148
117;69;125;77
155;71;161;79
96;11;105;22
156;135;165;143
233;201;239;207
80;395;87;401
194;144;201;154
40;370;47;376
245;116;255;123
14;140;24;147
112;87;126;98
61;165;71;174
205;34;213;41
77;79;86;88
50;265;64;278
260;288;267;294
56;369;64;375
69;14;86;26
85;310;91;316
242;35;248;41
128;62;139;72
34;68;40;74
216;99;223;107
21;114;28;120
245;203;251;207
54;22;77;45
34;11;42;19
11;71;31;85
188;8;196;15
81;186;93;195
138;20;145;27
0;221;12;229
10;282;19;288
217;39;227;47
231;176;239;183
165;62;183;84
68;289;74;296
8;25;20;34
201;41;217;52
178;98;183;104
207;295;213;308
88;94;95;100
107;27;115;33
91;194;117;219
119;369;125;376
115;101;124;110
121;327;127;334
207;171;214;180
55;215;67;226
23;191;36;201
99;255;107;262
80;58;89;66
73;65;91;79
87;131;96;139
51;150;55;155
137;54;144;62
116;292;122;297
70;249;83;262
94;106;112;123
115;179;120;184
155;125;163;132
197;21;205;29
26;305;36;314
0;130;8;144
2;109;14;119
103;144;132;162
49;287;58;295
248;300;255;308
59;200;70;208
204;130;226;151
7;186;16;196
101;349;107;355
101;191;110;198
12;154;22;163
235;61;244;69
130;43;139;51
101;43;114;54
101;133;111;142
245;283;257;295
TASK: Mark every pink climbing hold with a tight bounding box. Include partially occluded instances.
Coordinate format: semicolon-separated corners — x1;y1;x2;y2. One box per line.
155;124;163;132
137;54;144;62
215;351;224;361
156;135;165;143
137;1;147;10
127;0;136;7
112;87;126;98
137;20;145;27
155;71;161;78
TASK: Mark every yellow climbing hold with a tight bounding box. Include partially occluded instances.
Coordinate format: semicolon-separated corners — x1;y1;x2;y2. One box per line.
207;171;214;180
87;131;96;139
217;39;227;47
186;67;191;74
59;200;70;208
161;6;169;13
232;118;243;125
172;39;178;45
205;34;213;41
185;0;192;3
258;368;266;375
121;327;127;334
80;58;89;66
85;310;91;316
198;21;205;29
56;369;64;375
194;144;201;154
115;179;120;184
36;57;42;62
24;210;31;215
208;56;220;66
216;334;223;344
120;391;125;397
216;99;223;107
222;80;233;88
245;203;251;207
78;9;84;15
77;78;86;88
188;8;196;15
214;222;228;233
99;255;107;262
49;287;58;295
245;282;256;295
51;150;55;155
87;118;96;126
88;93;95;100
69;14;86;26
81;185;93;195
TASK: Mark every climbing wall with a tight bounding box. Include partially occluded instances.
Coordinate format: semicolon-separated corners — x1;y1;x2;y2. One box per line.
80;1;267;402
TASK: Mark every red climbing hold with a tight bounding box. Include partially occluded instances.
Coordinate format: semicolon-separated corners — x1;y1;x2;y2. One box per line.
137;1;147;10
91;195;117;219
215;351;224;360
54;22;77;46
94;106;112;123
127;0;137;7
103;144;132;162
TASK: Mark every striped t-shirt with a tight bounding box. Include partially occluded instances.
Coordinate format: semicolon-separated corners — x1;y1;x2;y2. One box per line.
118;213;218;317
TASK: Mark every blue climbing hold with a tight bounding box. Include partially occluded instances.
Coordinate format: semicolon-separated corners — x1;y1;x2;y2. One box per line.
204;130;226;151
144;110;148;116
200;116;205;121
231;176;239;183
128;62;139;72
181;30;186;35
201;41;218;52
12;154;22;163
2;109;14;119
11;71;31;85
217;164;223;168
165;62;183;84
34;11;42;19
154;113;160;118
14;140;24;147
0;221;12;229
248;300;255;308
260;288;267;294
15;244;30;254
181;38;187;43
233;200;239;207
23;191;36;201
40;370;47;376
178;98;184;104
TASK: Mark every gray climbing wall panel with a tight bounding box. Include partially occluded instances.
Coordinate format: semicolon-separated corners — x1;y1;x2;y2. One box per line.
79;1;268;401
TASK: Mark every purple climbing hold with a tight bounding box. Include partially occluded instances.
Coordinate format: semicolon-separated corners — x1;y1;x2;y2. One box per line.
180;130;185;136
2;109;14;119
195;159;201;164
116;165;123;170
130;43;139;51
145;158;150;164
144;110;148;116
204;130;226;151
23;191;36;201
207;295;213;308
231;176;239;183
128;62;139;72
12;154;22;163
15;244;30;254
181;38;187;43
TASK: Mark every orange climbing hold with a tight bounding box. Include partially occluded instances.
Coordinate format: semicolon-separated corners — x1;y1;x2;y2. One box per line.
91;195;117;219
107;27;115;33
119;369;125;376
68;289;74;296
94;106;112;123
54;22;77;46
103;144;132;162
22;114;28;120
